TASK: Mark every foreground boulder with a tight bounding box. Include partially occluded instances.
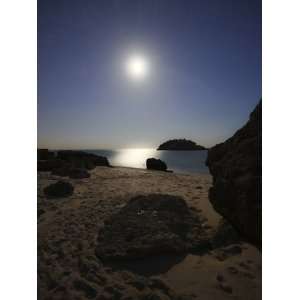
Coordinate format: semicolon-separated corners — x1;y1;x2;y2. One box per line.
44;181;74;198
146;158;167;171
95;194;209;260
206;101;262;247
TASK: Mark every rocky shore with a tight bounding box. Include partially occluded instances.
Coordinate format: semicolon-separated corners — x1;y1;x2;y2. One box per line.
38;166;261;300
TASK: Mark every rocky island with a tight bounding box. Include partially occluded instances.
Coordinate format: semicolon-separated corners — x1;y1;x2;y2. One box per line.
157;139;207;151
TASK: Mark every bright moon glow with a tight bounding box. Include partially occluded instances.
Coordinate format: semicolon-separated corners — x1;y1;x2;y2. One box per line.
126;55;149;80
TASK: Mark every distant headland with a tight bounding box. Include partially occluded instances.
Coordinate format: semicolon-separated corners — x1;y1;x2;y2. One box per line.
157;139;207;151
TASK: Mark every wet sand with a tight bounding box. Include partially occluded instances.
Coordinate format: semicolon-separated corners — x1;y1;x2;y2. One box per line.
38;166;261;300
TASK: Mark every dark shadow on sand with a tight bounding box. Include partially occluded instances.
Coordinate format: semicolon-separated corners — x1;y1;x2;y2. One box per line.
105;253;187;277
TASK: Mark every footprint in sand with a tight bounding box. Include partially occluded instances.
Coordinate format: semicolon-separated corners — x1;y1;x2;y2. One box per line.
227;266;239;275
216;273;233;294
238;261;251;270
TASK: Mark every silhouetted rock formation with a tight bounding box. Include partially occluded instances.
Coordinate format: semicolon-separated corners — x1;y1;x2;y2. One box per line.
206;101;262;247
157;139;206;150
38;150;110;175
57;150;110;168
95;194;209;260
146;158;167;171
44;181;74;198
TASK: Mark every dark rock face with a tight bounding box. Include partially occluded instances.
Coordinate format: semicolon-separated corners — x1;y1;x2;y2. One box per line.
146;158;167;171
157;139;206;150
95;194;209;260
43;181;74;198
206;101;262;247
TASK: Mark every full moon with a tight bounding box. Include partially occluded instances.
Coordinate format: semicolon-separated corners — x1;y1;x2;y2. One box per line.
125;55;149;80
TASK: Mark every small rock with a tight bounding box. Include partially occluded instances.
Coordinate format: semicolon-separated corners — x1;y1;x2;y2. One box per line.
44;181;74;198
146;158;167;171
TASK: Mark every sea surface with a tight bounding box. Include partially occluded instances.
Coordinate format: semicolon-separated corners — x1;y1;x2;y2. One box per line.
85;149;209;174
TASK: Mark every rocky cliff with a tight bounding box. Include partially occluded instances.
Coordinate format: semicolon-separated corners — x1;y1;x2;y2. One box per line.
206;101;262;247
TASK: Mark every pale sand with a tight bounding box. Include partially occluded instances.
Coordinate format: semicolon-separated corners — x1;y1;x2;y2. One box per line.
38;166;261;300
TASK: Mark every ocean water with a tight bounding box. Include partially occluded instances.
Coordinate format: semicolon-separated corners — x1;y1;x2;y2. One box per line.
85;149;209;174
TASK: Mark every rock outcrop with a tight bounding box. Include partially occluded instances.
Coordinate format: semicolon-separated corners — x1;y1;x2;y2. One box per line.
37;159;66;172
206;101;262;247
95;194;209;260
158;139;206;150
146;158;168;171
56;150;110;168
38;150;110;178
37;148;55;160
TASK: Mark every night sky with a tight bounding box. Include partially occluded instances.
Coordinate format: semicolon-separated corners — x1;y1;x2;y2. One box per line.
38;0;261;149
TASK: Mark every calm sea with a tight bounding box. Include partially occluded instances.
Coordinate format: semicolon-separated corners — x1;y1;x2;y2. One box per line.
84;149;209;174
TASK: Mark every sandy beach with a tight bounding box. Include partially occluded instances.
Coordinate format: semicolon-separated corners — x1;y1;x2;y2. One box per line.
38;166;261;300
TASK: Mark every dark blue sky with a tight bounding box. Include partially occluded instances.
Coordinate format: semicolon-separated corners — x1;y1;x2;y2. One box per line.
38;0;261;149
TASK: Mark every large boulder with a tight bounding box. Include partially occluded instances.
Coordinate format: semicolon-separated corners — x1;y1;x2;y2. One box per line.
43;181;74;198
206;101;262;247
95;194;209;260
146;158;167;171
